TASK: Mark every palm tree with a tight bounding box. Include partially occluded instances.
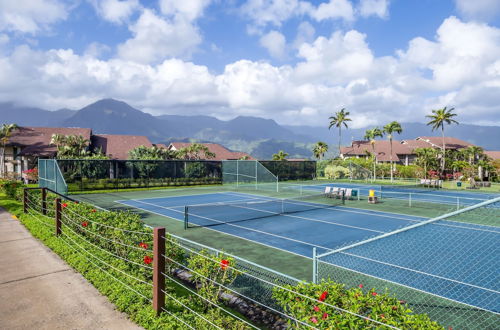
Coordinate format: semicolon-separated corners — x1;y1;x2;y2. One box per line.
364;128;384;180
465;146;484;165
272;150;289;161
426;106;459;174
328;108;351;158
383;121;403;182
415;148;438;179
0;123;19;177
313;142;328;160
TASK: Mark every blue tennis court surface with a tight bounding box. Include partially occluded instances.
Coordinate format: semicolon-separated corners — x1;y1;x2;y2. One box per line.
117;190;499;314
117;191;430;257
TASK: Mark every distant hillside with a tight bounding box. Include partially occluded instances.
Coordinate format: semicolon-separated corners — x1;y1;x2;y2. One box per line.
1;98;499;159
0;103;75;126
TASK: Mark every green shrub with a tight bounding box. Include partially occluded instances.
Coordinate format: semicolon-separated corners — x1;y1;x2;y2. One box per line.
324;165;349;179
0;179;24;199
273;280;442;329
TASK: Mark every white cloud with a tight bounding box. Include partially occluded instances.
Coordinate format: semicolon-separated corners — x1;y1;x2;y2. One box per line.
293;21;315;49
454;0;500;22
159;0;212;21
89;0;140;24
358;0;389;19
0;0;68;34
309;0;354;22
241;0;310;27
117;9;201;64
260;30;287;59
0;16;499;127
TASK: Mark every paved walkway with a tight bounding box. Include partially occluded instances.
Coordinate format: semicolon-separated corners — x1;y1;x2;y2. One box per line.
0;207;141;330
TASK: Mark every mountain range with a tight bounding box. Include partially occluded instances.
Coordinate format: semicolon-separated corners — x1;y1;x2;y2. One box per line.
1;99;499;159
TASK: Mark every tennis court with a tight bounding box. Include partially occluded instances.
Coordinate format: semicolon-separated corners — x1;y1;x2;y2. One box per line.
116;191;429;258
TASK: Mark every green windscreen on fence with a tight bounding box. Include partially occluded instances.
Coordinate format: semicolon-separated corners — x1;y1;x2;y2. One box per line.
222;160;278;192
38;159;68;195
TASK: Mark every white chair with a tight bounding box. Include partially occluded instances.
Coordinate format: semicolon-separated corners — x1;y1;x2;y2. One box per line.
324;187;332;197
331;187;339;198
345;188;352;200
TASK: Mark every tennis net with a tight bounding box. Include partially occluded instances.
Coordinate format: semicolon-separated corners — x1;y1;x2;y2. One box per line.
185;193;344;228
380;183;439;194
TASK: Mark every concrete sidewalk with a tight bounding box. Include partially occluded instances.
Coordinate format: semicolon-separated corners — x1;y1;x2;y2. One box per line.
0;207;141;330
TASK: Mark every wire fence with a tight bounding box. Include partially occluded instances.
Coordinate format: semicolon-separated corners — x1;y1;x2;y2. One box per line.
314;196;500;330
21;187;409;329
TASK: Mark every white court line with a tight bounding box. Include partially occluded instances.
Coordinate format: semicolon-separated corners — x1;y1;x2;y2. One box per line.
114;200;316;260
119;199;336;251
316;259;499;315
339;251;499;295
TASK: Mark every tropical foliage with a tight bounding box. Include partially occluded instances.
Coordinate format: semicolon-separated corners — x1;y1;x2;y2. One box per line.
363;127;384;179
328;108;351;157
272;150;289;161
426;107;459;173
0;123;19;177
383;121;403;182
312;141;328;160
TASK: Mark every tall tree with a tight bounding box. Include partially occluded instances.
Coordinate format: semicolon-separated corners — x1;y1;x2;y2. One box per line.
426;106;459;174
272;150;289;161
177;143;215;160
383;121;403;182
415;148;439;179
313;142;328;160
363;128;384;180
0;124;19;177
328;108;351;158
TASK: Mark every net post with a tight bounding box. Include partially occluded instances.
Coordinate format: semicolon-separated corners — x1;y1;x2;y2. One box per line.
255;160;258;190
357;188;360;201
276;175;279;192
184;206;188;230
41;187;47;216
23;188;28;213
236;160;239;188
153;227;166;316
55;198;61;236
409;193;412;208
457;197;460;211
312;247;318;284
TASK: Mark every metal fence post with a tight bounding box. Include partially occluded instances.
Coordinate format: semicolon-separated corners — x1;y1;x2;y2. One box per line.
312;247;318;284
23;188;27;213
153;227;166;316
41;188;47;216
55;198;61;236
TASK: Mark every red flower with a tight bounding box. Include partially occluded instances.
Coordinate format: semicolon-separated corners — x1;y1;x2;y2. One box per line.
143;256;153;265
138;242;148;249
322;313;328;320
372;292;378;296
313;306;320;312
310;317;318;324
318;291;328;302
380;314;385;319
81;221;88;227
61;203;68;208
399;300;406;304
91;209;96;213
358;284;364;288
220;259;229;270
392;306;398;311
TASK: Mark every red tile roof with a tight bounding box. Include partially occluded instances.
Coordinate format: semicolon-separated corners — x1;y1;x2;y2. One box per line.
168;142;254;160
91;134;153;160
9;127;92;157
485;151;500;160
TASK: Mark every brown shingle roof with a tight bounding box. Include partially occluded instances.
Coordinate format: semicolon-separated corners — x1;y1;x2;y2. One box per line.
340;140;413;161
485;151;500;160
9;127;92;157
415;137;474;149
168;142;254;160
91;134;153;160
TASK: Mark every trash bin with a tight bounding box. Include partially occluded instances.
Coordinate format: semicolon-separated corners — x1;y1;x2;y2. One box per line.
457;182;462;187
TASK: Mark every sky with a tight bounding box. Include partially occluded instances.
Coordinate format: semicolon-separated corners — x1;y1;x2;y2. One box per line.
0;0;500;128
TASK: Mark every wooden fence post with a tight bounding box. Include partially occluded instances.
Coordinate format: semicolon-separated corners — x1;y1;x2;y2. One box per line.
153;227;166;316
23;188;27;213
41;188;47;216
55;198;61;236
